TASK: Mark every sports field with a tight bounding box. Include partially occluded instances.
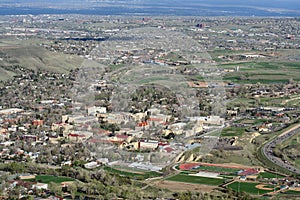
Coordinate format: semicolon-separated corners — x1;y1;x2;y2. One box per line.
104;166;161;180
221;127;245;137
166;173;224;186
227;181;274;195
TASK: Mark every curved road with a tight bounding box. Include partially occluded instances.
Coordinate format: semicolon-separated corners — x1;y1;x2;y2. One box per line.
262;124;300;175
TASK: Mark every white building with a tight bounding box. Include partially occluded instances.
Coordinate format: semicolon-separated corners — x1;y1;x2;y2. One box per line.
139;140;159;150
188;116;224;125
88;106;107;116
129;162;162;172
84;161;100;169
32;183;48;190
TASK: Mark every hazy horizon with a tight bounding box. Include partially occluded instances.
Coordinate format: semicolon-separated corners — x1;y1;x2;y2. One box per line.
1;0;300;16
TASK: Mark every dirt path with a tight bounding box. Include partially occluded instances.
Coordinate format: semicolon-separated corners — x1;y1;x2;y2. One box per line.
290;188;300;191
153;180;216;193
256;184;273;191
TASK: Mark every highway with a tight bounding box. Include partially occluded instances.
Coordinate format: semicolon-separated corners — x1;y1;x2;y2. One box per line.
262;124;300;175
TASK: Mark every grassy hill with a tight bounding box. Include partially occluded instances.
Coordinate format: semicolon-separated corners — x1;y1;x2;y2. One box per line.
0;41;83;81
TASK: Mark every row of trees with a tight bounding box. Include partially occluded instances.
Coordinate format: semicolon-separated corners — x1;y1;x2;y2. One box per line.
0;162;259;200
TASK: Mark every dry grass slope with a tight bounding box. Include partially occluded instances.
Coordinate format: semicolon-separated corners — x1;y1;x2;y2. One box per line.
0;44;83;81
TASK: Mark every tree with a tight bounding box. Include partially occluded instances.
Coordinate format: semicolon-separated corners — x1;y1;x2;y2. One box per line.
68;183;77;200
48;182;63;197
9;162;25;174
105;193;117;199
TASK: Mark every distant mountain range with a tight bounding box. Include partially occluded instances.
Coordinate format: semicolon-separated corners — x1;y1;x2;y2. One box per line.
0;0;300;16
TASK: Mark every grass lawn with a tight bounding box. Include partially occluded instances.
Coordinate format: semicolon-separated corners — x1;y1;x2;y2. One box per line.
227;182;273;195
227;98;256;108
166;173;224;186
104;166;161;180
221;127;245;137
258;172;285;179
26;175;74;184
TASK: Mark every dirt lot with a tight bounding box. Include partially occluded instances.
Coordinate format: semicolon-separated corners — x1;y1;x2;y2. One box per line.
153;180;216;192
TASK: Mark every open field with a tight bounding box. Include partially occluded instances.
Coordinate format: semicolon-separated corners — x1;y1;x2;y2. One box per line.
228;94;300;108
227;181;274;195
166;173;224;186
25;175;74;184
227;98;257;108
153;180;216;192
220;61;300;84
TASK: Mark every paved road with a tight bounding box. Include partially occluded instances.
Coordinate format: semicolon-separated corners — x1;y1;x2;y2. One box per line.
262;124;300;175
